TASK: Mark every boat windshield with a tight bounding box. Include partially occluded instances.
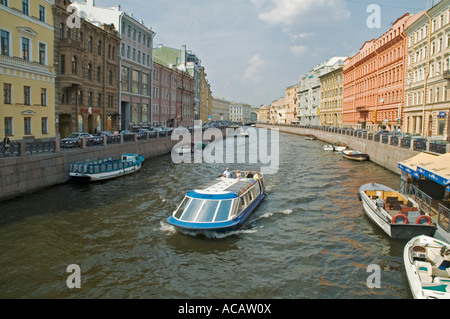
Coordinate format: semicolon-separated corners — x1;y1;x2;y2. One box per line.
175;197;235;223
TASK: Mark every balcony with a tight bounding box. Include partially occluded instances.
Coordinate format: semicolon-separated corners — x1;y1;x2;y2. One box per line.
0;55;54;75
444;70;450;80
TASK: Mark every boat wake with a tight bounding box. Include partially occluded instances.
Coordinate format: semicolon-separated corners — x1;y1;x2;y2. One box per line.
159;220;262;239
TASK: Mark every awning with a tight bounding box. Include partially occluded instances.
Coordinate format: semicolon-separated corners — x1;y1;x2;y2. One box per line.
417;153;450;189
398;152;439;179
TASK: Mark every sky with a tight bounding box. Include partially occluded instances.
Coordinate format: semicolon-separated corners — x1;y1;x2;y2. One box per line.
94;0;435;107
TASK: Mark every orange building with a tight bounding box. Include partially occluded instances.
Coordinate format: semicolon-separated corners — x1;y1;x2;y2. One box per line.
343;13;424;132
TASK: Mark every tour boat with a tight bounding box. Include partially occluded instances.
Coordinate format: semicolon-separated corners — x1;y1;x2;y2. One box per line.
404;235;450;299
167;176;266;232
358;183;437;239
343;150;369;161
69;153;144;182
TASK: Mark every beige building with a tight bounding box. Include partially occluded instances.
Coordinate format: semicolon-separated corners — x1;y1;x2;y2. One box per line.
257;105;270;123
285;85;298;124
269;97;287;124
404;0;450;140
211;96;230;121
200;67;213;122
319;60;345;127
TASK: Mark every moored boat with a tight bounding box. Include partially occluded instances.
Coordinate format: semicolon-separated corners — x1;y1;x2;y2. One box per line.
358;183;437;239
167;175;266;232
70;153;144;182
343;150;369;161
305;134;317;140
404;235;450;299
323;145;335;151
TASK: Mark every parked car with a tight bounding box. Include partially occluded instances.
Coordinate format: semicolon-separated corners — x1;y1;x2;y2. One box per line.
60;132;92;148
92;131;113;144
119;130;134;135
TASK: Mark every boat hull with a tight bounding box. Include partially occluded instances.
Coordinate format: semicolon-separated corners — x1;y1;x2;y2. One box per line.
343;151;369;161
359;183;436;239
70;154;144;182
404;235;450;299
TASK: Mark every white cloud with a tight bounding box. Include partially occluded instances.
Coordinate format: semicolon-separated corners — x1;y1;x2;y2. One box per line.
243;53;266;81
251;0;351;29
290;45;308;56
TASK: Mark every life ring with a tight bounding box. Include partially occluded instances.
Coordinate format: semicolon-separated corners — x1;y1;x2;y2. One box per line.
416;215;432;225
392;214;408;224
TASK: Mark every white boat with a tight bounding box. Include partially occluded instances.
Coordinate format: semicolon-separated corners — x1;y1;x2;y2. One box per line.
404;235;450;299
343;150;369;161
358;183;437;239
323;145;335;151
167;176;266;232
305;134;317;140
334;145;347;152
70;153;144;182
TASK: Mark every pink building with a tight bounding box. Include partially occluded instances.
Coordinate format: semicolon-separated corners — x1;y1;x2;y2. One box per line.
343;13;423;131
152;62;194;127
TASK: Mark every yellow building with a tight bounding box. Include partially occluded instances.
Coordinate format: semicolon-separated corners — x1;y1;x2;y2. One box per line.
200;67;213;123
1;0;56;141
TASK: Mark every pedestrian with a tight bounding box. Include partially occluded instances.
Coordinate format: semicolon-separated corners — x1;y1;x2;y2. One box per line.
235;170;242;179
245;170;253;178
223;168;232;178
2;135;10;156
254;171;261;180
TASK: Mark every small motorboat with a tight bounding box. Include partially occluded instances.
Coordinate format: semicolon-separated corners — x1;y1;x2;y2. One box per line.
343;150;369;161
323;145;335;151
305;134;317;140
69;153;144;182
358;183;437;239
167;175;266;232
404;235;450;299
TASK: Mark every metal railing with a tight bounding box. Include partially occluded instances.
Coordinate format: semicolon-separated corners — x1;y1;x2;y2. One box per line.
438;204;450;233
408;184;433;215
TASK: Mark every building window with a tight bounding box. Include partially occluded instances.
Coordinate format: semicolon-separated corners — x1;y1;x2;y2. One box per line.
88;92;92;105
21;37;30;61
132;70;140;94
22;0;29;15
78;31;83;42
59;23;64;38
88;36;92;52
121;66;129;92
1;0;9;6
72;56;77;74
87;63;92;80
23;86;31;105
97;93;102;107
60;54;65;74
38;42;46;65
126;45;130;58
97;66;101;82
97;40;102;55
39;5;46;22
41;88;47;106
3;83;11;104
24;117;32;135
41;117;48;134
4;117;13;136
1;29;10;56
66;25;71;38
109;70;113;85
142;73;149;96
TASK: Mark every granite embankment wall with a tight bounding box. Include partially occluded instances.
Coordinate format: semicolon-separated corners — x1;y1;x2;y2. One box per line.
257;124;426;175
0;129;227;202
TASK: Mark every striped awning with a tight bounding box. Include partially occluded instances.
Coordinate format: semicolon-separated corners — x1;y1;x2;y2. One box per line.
398;152;439;179
399;152;450;191
417;153;450;189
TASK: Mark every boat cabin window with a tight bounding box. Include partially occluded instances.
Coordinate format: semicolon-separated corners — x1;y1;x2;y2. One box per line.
196;200;219;223
174;197;192;219
181;199;204;222
175;198;235;223
214;200;233;222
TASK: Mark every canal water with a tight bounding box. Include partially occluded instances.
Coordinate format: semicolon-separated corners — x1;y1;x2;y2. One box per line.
0;129;412;299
